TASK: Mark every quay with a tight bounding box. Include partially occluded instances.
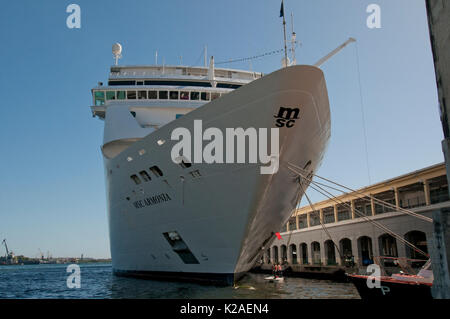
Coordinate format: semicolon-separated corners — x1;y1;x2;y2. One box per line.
253;162;449;278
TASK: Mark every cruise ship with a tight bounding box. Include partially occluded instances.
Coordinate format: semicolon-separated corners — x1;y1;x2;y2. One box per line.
90;45;331;284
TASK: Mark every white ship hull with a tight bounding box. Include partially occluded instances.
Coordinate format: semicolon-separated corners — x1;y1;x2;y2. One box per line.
103;65;331;284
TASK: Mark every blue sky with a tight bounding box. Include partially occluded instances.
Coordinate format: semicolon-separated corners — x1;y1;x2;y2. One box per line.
0;0;442;258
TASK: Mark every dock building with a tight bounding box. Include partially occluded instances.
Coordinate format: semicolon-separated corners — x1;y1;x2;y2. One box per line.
262;163;449;273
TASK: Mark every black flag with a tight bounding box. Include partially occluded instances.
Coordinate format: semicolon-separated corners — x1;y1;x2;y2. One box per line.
280;1;284;18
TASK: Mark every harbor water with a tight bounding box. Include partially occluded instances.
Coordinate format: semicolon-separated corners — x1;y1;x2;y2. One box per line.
0;263;360;299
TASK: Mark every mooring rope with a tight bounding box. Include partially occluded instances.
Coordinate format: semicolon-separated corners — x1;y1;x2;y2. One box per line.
286;165;429;258
287;162;432;223
298;179;344;261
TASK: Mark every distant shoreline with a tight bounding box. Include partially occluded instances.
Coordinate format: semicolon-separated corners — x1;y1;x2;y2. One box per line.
0;259;111;266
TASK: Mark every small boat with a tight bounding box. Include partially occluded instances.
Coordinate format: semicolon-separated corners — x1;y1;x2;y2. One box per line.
264;276;285;282
347;258;433;299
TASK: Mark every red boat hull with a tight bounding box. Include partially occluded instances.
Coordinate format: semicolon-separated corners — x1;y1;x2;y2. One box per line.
347;274;432;299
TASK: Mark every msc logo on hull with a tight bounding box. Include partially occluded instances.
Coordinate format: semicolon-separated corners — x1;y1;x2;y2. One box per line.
274;107;300;128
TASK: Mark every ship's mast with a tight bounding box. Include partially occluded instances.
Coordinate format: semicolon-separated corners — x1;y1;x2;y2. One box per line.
281;0;288;67
290;12;297;66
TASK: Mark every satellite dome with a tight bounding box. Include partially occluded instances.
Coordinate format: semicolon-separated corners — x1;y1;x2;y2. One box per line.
112;43;122;56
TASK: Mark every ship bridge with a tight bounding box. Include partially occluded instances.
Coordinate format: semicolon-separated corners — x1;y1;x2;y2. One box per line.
91;63;263;159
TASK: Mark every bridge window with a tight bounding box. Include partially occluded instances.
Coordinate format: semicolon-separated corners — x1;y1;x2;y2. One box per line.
148;90;157;99
201;92;210;101
159;91;168;99
139;170;151;182
106;91;116;100
138;90;147;99
130;174;141;185
170;91;179;100
190;92;199;100
94;91;105;106
127;91;137;99
180;91;189;100
211;93;220;101
117;91;126;100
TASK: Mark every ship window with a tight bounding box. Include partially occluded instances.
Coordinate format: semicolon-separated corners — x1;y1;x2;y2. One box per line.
136;81;144;86
211;92;220;101
108;80;136;86
180;160;192;169
148;90;157;99
170;91;179;100
159;91;168;99
106;91;116;100
117;91;126;100
144;80;211;87
217;83;242;89
139;170;151;182
130;111;136;118
127;91;137;99
130;174;141;185
150;166;163;177
201;92;210;101
94;91;105;106
180;91;189;100
190;92;199;100
138;90;147;99
176;114;183;119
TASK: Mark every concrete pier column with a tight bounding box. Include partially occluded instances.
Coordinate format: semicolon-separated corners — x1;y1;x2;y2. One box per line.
320;242;326;266
370;197;376;216
351;200;355;219
295;215;299;230
307;212;311;228
394;187;400;210
424;180;431;206
319;209;324;224
351;238;360;266
335;245;342;266
287;245;292;265
271;246;277;264
431;208;450;299
334;205;338;223
397;240;407;259
298;243;304;265
308;242;315;265
372;235;381;260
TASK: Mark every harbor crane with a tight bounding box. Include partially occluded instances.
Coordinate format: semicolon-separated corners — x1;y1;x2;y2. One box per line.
1;239;15;264
1;239;9;258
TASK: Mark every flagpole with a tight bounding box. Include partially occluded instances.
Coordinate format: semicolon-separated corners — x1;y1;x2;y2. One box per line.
281;0;288;67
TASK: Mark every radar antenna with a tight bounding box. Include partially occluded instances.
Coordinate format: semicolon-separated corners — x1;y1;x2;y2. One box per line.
112;43;122;66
